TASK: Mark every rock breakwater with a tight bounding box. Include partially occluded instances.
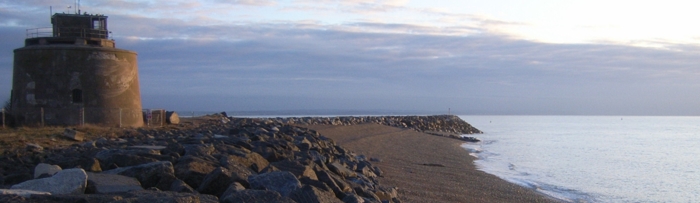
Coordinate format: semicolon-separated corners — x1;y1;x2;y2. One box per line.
266;115;483;141
0;114;399;203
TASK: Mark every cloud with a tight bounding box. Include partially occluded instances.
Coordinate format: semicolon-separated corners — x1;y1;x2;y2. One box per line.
223;0;277;6
103;21;700;114
288;0;408;14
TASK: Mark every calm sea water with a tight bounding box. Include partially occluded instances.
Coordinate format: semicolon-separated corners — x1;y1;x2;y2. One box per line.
459;116;700;203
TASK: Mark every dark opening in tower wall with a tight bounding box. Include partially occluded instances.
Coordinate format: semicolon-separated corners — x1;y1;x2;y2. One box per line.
72;89;82;103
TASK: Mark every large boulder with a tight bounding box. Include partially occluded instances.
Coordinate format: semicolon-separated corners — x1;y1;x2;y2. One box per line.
173;155;218;189
328;162;357;178
197;167;234;197
11;168;88;195
315;170;352;199
219;182;246;200
94;149;161;169
85;172;143;194
221;153;269;173
271;160;318;181
155;174;195;193
63;128;85;142
248;171;302;197
102;161;175;189
33;163;62;179
221;160;255;187
166;111;180;124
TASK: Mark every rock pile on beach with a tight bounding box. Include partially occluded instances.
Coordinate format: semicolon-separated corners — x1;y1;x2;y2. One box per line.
0;114;399;203
268;115;483;141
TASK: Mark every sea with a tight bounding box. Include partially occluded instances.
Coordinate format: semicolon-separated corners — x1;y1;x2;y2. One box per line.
459;116;700;203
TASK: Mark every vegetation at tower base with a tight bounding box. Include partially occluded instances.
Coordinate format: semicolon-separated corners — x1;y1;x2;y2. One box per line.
2;100;15;128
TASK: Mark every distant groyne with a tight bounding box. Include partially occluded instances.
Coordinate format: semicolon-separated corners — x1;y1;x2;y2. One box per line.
258;115;483;141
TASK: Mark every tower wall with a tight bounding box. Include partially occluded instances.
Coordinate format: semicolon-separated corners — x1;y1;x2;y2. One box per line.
11;45;143;127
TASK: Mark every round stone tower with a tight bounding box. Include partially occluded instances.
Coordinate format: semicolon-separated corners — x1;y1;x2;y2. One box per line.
10;13;143;127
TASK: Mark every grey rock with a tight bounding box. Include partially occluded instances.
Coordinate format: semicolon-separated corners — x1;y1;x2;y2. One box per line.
220;182;246;200
33;163;62;179
354;186;381;203
82;141;97;148
299;177;333;193
86;172;143;194
0;189;51;198
328;162;357;178
11;168;87;195
173;155;218;189
102;161;175;189
220;190;295;203
272;160;318;181
342;194;366;203
2;173;32;186
183;144;215;157
128;145;167;150
374;187;399;202
154;174;195;193
171;179;196;193
95;149;161;168
115;138;128;144
290;185;343;203
248;171;301;197
197;167;233;197
95;137;109;144
316;170;352;198
357;166;376;179
221;152;269;173
25;143;43;151
372;166;383;177
63;128;85;141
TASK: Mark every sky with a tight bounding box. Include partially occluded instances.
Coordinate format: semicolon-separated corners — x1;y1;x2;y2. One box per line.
2;0;700;115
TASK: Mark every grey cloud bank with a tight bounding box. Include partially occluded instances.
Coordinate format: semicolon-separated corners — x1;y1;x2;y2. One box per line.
2;1;700;115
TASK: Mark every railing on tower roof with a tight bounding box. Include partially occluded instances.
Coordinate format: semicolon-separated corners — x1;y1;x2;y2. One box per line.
26;28;52;38
26;27;109;39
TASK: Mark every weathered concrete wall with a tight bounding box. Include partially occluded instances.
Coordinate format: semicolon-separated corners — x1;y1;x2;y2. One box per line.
11;45;143;127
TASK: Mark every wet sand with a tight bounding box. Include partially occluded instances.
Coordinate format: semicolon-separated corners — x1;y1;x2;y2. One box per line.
304;123;562;203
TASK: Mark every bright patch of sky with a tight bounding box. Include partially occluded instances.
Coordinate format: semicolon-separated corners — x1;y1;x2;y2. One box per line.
411;0;700;46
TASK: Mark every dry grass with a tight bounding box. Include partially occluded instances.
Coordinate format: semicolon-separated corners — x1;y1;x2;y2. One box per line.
0;116;217;152
0;125;116;151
